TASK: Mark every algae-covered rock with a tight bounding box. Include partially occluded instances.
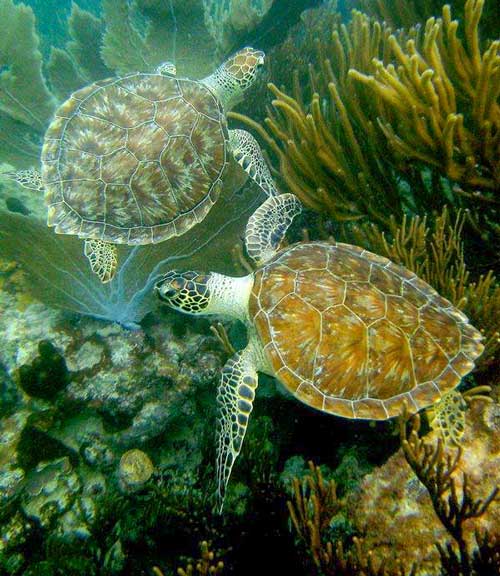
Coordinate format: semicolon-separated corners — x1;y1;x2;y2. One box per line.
118;448;155;493
0;410;30;509
345;400;499;575
0;361;20;417
21;457;81;528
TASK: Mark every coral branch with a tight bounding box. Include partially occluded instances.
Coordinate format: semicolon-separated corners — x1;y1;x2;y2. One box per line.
399;408;499;574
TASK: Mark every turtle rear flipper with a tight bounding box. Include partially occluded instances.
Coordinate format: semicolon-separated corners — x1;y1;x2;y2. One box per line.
4;168;43;192
84;239;118;283
245;193;302;265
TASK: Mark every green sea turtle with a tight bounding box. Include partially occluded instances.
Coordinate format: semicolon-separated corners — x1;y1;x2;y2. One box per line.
6;47;276;283
154;194;484;510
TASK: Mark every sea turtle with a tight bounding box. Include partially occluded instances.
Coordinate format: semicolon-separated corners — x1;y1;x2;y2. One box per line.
6;47;276;283
154;194;484;510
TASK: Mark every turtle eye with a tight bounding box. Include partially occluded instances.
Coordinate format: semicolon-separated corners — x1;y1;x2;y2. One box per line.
162;287;177;299
155;275;180;301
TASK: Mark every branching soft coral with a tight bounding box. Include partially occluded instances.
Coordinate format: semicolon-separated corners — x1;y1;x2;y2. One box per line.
230;10;409;229
232;1;498;244
349;0;499;196
399;409;499;575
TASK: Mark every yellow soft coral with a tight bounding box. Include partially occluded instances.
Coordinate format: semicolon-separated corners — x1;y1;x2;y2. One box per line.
349;0;499;193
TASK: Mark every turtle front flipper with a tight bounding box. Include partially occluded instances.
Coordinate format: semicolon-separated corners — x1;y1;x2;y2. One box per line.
229;129;278;197
3;168;43;191
84;239;118;283
216;344;259;512
245;193;302;265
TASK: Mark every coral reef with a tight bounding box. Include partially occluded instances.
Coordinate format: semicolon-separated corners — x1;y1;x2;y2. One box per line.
287;461;417;575
343;398;499;575
0;1;498;574
0;296;229;572
399;409;499;574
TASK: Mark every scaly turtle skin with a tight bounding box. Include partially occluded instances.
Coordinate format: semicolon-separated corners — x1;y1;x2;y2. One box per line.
7;48;277;283
154;194;484;510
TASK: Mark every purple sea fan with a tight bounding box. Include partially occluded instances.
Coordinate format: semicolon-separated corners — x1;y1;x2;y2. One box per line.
0;183;259;328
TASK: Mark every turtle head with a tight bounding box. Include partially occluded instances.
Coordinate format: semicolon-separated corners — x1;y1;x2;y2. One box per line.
155;270;212;315
203;47;265;110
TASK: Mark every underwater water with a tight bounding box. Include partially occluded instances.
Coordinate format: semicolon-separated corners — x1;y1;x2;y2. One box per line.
0;0;498;575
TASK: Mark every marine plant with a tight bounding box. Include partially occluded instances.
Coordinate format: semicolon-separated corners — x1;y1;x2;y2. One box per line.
0;181;260;327
399;409;499;575
233;0;499;243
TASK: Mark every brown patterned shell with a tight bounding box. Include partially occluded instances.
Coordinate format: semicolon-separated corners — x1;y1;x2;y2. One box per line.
41;73;229;244
249;241;484;420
